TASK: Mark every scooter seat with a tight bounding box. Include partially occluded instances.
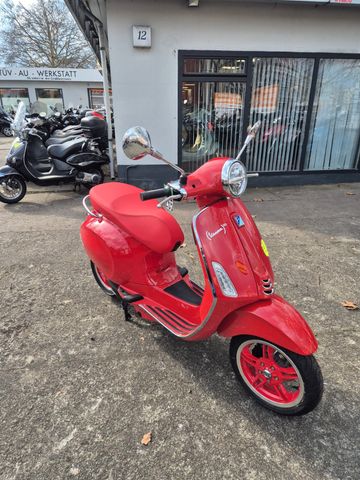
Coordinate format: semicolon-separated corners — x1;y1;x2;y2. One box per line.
47;137;85;159
51;128;83;138
90;183;184;254
45;135;78;147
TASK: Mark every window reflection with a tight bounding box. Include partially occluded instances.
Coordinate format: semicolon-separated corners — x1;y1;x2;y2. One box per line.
182;81;245;172
247;57;314;172
184;58;246;75
305;59;360;170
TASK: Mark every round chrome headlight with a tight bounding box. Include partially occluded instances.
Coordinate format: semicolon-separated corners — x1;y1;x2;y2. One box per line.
221;159;247;197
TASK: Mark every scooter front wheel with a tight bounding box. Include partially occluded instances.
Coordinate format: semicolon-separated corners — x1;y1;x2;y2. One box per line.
0;175;27;204
230;336;323;415
90;261;115;296
2;126;13;137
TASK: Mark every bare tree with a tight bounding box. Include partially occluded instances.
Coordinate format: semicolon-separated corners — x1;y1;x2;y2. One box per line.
0;0;97;68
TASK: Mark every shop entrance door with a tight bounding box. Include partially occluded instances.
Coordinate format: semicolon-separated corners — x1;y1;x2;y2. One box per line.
180;56;248;173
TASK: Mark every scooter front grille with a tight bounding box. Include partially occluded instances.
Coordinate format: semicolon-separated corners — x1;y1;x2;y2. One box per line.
262;279;274;295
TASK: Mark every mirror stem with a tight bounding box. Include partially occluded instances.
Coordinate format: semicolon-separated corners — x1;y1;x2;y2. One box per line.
150;148;186;175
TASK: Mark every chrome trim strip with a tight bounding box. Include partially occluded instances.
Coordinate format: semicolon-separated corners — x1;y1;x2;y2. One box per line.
82;195;103;219
183;207;218;339
138;304;190;338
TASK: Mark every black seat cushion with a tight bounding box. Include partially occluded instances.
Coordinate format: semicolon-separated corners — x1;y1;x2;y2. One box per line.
45;135;79;147
47;137;85;159
51;128;83;138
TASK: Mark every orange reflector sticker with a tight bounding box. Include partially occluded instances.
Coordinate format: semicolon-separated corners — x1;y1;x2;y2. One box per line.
235;260;248;274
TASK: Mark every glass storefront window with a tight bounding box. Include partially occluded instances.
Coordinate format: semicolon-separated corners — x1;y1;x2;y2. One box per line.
88;88;113;109
184;58;246;75
0;88;30;113
35;88;64;113
182;81;246;172
305;58;360;170
181;53;360;173
247;57;314;172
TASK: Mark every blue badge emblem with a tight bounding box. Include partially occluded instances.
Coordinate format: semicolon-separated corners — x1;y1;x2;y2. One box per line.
234;215;245;227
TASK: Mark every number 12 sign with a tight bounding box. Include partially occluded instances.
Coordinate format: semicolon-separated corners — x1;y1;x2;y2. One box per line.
132;26;152;48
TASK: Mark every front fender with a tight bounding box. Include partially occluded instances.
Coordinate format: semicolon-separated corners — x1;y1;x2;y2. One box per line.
0;165;23;178
217;294;318;355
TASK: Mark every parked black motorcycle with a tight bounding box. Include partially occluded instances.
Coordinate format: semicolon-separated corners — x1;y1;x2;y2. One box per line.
0;107;13;137
0;103;109;204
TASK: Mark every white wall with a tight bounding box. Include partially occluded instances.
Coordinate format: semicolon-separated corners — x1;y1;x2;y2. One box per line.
0;80;103;110
106;0;360;166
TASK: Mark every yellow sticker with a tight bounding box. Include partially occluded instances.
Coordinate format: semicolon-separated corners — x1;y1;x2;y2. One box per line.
12;139;21;150
261;239;269;257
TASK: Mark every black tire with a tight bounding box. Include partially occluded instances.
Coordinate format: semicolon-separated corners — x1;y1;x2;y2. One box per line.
90;261;115;296
0;175;27;204
2;126;13;137
230;335;323;416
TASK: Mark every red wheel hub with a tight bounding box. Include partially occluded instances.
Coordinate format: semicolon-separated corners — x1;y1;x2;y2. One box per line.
239;342;302;405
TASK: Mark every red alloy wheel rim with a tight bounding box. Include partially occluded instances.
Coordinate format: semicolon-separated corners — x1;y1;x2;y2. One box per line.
238;340;304;407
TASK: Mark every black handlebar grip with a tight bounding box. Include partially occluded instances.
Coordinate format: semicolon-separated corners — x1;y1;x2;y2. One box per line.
140;188;169;201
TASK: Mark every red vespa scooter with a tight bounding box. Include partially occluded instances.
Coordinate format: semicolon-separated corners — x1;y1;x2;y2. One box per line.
80;123;323;415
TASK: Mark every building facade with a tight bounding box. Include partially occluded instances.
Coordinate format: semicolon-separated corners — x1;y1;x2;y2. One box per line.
67;0;360;186
0;67;106;114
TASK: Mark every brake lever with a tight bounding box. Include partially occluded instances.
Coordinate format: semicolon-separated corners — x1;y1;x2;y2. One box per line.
157;194;182;210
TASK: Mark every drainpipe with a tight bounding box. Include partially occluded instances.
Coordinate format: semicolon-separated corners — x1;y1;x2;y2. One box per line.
80;2;116;179
96;23;116;179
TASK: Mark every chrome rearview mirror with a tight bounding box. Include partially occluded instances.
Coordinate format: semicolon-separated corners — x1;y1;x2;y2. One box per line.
122;126;152;160
122;126;185;175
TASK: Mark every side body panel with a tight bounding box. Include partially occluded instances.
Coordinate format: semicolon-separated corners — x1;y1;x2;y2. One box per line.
67;152;108;169
80;215;181;287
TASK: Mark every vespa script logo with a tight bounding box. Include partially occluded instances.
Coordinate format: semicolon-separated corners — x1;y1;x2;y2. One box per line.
206;223;228;240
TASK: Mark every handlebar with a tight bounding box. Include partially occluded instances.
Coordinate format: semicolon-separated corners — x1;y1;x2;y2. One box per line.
140;187;170;201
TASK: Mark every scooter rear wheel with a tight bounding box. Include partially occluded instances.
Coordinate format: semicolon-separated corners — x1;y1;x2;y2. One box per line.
90;261;115;296
0;175;27;204
230;336;323;415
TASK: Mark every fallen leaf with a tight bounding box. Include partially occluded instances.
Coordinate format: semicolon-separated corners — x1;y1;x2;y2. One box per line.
254;198;264;202
345;192;356;196
341;301;359;311
141;432;152;446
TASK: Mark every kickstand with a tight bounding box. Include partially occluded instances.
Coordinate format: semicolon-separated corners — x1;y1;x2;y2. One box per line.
108;280;143;323
122;301;132;322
